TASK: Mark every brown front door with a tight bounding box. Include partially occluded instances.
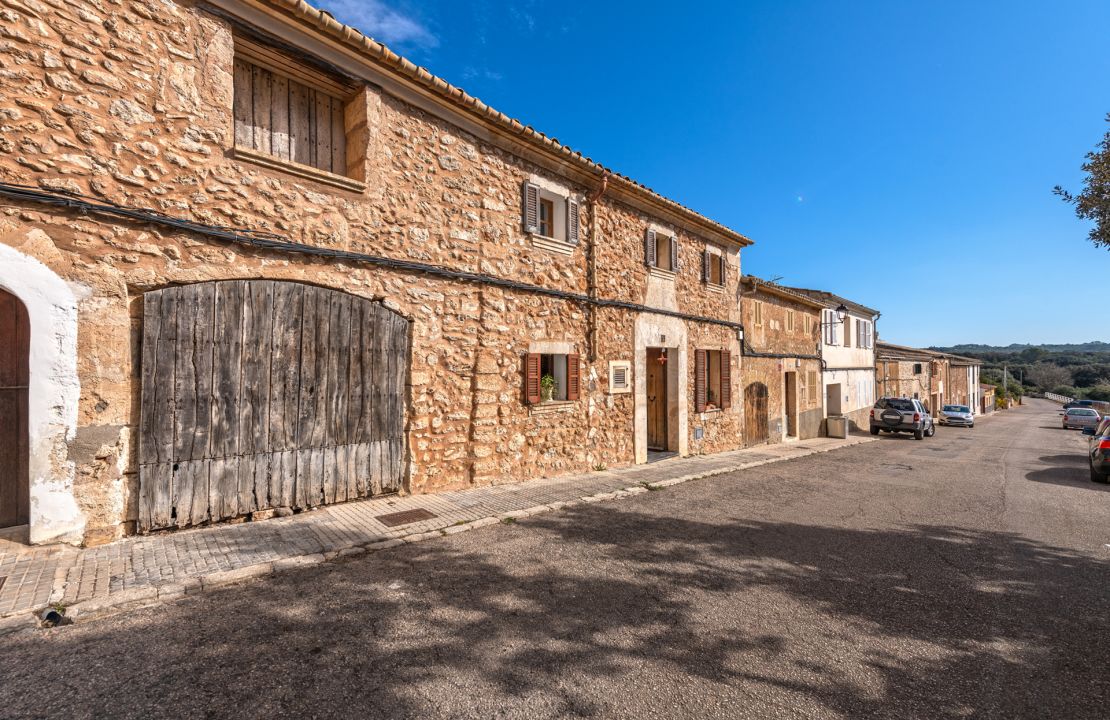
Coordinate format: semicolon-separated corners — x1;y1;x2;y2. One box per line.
744;382;769;445
646;348;668;450
784;371;798;438
0;288;30;529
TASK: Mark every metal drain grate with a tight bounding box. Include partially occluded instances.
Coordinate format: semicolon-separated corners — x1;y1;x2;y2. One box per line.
375;508;437;527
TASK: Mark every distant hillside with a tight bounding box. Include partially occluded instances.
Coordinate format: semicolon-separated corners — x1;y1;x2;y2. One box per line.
931;342;1110;354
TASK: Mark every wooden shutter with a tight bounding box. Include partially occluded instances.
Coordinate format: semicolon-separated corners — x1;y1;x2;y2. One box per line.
566;199;580;245
808;370;818;407
670;235;679;271
702;249;710;283
718;254;726;286
720;350;731;409
525;353;541;404
523;183;540;234
695;349;707;413
566;354;581;400
644;228;656;267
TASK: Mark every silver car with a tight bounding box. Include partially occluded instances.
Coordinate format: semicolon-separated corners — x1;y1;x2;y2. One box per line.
1062;407;1101;430
940;404;974;428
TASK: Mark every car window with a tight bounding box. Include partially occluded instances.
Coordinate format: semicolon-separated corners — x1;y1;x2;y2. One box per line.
943;405;970;413
1069;409;1098;416
877;398;916;411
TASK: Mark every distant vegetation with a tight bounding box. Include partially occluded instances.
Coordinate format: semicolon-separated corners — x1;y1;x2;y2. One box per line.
930;343;1110;401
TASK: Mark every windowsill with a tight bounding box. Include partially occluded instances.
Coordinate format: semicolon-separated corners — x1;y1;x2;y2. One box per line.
700;407;723;416
648;266;676;281
706;282;724;293
230;146;366;193
529;234;575;256
609;388;631;395
530;400;576;415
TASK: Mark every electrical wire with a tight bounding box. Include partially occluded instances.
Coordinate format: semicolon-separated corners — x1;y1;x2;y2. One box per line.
0;181;744;331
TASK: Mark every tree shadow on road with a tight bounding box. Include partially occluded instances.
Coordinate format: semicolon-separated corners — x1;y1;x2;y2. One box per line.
1;503;1107;719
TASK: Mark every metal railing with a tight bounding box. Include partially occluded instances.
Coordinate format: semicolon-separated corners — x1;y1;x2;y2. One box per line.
1045;392;1074;404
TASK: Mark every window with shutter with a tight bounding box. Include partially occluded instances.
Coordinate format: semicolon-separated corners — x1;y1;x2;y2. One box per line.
720;350;731;409
705;247;724;285
528;353;581;404
647;229;677;274
786;310;796;333
523;181;578;249
695;349;707;413
522;182;540;233
644;228;657;267
754;301;763;327
807;370;818;407
232;44;354;184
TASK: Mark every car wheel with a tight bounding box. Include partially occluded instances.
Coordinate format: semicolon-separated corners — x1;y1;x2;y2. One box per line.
926;423;936;437
1091;464;1109;484
914;428;923;440
870;426;879;436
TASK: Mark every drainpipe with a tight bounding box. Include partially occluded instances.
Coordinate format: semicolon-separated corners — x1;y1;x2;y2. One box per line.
585;172;609;364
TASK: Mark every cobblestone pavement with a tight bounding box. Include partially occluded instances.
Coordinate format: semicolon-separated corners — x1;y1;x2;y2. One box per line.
0;435;868;622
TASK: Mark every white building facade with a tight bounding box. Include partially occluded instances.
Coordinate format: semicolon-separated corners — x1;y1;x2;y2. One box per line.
786;289;880;432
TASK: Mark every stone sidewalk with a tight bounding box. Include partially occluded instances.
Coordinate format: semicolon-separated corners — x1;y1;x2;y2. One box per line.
0;435;871;631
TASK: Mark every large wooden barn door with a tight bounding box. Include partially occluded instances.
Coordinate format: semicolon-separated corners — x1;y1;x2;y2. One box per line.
744;382;769;446
0;288;30;529
138;281;409;532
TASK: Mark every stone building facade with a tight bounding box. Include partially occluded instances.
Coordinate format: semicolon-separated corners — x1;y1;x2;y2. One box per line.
738;278;824;444
0;0;751;544
876;343;938;408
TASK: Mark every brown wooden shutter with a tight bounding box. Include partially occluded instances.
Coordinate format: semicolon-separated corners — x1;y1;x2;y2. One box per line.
719;254;726;285
644;228;656;267
670;235;679;271
525;353;541;404
566;354;581;400
522;183;540;233
720;350;731;409
695;349;707;413
566;199;580;245
702;249;710;283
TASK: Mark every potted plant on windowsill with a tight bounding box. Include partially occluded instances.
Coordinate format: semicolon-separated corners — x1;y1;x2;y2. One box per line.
540;374;557;402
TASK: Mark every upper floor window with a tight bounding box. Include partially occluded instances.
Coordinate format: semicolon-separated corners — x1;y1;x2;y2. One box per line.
822;309;839;345
786;309;796;333
702;246;725;286
854;319;873;348
232;38;361;189
804;314;813;336
523;182;580;247
645;228;678;273
754;301;764;327
913;363;923;374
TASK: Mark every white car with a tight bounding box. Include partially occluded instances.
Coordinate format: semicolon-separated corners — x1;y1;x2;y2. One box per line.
939;404;974;428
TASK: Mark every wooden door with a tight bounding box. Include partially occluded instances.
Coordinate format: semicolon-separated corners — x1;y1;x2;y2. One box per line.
744;382;769;446
0;289;30;528
646;348;668;450
138;281;410;532
785;372;798;438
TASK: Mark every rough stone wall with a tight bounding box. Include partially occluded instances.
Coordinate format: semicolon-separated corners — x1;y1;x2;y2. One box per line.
739;290;823;443
0;0;747;543
877;359;932;401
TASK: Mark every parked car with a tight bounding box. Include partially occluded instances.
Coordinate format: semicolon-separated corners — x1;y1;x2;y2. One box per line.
1083;416;1110;483
939;404;974;428
870;397;935;440
1062;407;1101;430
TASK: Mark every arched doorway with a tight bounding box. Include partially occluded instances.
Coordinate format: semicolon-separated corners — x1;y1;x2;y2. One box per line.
0;288;30;529
744;382;769;446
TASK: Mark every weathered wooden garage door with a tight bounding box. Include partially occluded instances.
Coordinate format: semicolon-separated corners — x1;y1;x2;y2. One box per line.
139;281;409;532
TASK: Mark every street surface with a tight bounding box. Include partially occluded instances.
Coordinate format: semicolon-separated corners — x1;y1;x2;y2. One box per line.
2;399;1108;719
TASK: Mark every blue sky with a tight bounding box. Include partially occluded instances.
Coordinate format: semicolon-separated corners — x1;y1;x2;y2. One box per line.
316;0;1110;347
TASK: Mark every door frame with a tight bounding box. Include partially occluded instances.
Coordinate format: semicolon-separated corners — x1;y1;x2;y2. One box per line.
0;242;83;545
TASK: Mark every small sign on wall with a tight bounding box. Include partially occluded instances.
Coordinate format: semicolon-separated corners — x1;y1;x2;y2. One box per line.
694;427;704;440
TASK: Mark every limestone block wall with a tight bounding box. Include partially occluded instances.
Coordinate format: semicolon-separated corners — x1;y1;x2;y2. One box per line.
0;0;750;543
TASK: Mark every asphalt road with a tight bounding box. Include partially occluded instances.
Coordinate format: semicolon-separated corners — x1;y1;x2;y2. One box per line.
3;399;1108;719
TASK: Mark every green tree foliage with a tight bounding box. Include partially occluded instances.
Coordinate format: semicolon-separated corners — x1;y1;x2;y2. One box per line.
1055;114;1110;249
1087;386;1110;402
